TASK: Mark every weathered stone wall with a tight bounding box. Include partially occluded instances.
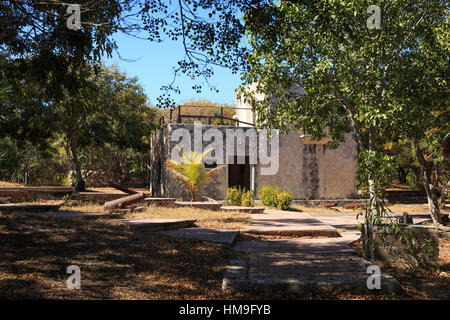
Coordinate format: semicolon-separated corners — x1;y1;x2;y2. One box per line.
255;132;358;199
150;124;232;200
149;123;358;200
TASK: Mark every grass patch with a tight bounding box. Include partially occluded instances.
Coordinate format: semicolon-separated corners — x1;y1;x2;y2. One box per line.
61;203;106;213
124;206;251;230
60;203;251;230
0;181;24;187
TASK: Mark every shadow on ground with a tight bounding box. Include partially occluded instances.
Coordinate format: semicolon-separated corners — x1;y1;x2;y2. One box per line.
0;213;237;299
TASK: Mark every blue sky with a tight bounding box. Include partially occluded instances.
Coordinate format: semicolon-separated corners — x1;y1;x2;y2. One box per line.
103;31;242;107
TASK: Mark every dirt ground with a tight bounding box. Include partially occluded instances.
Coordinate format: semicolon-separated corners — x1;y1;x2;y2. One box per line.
60;203;252;230
0;213;449;300
0;213;240;299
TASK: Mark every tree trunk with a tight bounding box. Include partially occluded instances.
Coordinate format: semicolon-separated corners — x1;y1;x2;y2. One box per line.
110;182;137;195
439;179;449;208
189;186;195;202
22;149;32;185
362;126;378;260
104;193;145;211
69;135;85;192
368;126;378;217
413;139;442;225
397;167;408;184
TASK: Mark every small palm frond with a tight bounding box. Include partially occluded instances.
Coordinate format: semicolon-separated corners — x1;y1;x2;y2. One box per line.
165;159;191;188
165;147;220;201
198;165;225;185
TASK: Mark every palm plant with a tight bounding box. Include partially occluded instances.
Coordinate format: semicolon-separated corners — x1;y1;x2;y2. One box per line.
165;148;222;201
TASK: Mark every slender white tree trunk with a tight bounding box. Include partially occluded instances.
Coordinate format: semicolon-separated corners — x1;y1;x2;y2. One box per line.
414;139;443;225
363;126;378;260
368;127;378;216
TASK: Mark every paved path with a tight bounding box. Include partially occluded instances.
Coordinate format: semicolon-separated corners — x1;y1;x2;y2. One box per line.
161;227;239;245
241;209;340;237
307;210;444;229
234;234;358;253
224;209;400;294
301;211;363;240
223;251;399;294
304;211;362;232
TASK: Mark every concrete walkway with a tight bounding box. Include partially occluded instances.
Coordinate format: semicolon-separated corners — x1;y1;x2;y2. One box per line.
223;209;400;294
161;227;239;245
233;235;358;253
223;250;399;294
241;209;340;237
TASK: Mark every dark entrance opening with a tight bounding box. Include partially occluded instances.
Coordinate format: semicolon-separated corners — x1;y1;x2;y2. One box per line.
228;156;251;191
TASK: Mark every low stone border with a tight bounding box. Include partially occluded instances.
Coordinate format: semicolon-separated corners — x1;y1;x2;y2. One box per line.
370;224;442;271
25;211;121;219
0;187;74;201
174;201;222;211
0;203;63;213
72;192;128;202
0;197;12;204
286;199;366;207
106;218;197;231
220;206;265;214
243;229;340;237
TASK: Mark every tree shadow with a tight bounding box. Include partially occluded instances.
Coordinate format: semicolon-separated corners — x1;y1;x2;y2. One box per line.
0;214;235;299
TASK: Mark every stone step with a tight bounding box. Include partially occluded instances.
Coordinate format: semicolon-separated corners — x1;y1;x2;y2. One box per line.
0;203;63;213
72;192;128;202
220;206;265;214
242;210;339;237
0;187;74;201
106;218;197;231
174;201;222;211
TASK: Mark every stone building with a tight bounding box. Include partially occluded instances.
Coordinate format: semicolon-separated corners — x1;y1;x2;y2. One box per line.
149;95;358;200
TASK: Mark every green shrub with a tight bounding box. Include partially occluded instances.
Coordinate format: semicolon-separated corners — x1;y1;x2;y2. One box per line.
226;186;243;206
276;190;293;210
241;190;255;207
406;173;424;191
259;185;279;207
259;185;293;210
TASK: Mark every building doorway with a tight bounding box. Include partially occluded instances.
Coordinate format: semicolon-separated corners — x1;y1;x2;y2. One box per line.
228;156;251;191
